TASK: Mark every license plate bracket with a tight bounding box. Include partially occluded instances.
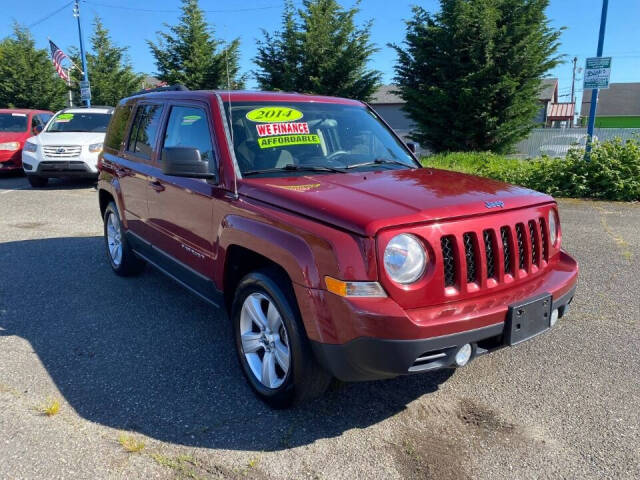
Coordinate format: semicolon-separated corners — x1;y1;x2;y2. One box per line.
505;293;552;346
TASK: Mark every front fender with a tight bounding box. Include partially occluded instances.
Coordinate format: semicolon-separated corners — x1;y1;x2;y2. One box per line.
217;214;321;288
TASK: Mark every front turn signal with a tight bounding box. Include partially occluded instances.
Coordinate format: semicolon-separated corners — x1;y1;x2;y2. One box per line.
324;276;387;298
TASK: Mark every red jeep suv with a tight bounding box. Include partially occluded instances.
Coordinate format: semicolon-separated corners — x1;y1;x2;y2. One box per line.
97;87;578;407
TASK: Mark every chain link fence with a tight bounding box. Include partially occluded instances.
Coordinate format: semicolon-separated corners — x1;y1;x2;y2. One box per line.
513;128;640;158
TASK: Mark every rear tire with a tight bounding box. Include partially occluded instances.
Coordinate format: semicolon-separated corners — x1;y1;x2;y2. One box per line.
27;175;48;188
103;201;145;276
232;268;332;408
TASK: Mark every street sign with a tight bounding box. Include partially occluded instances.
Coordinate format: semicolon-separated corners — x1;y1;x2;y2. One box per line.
79;80;91;101
583;57;612;89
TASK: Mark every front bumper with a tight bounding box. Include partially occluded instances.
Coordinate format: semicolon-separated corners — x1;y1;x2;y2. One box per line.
296;250;578;382
22;149;99;178
310;285;576;381
0;150;22;170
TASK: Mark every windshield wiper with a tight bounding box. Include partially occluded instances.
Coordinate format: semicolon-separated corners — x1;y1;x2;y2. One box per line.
243;164;346;176
343;158;417;170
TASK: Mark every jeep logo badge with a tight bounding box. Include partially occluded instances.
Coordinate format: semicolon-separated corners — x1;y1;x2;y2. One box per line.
485;200;505;209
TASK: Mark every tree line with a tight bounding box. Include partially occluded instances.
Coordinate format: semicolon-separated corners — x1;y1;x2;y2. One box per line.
0;0;561;153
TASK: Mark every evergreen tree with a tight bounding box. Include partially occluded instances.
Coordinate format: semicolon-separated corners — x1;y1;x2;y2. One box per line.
147;0;244;90
0;25;67;111
391;1;563;153
70;17;144;106
255;0;381;101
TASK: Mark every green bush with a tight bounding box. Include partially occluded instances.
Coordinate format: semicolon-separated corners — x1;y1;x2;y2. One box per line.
422;137;640;201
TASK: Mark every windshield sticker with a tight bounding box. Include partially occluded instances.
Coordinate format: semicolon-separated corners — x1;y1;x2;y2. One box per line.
181;115;201;126
246;107;303;123
267;183;321;192
11;113;27;117
256;122;309;137
55;113;74;123
258;134;320;149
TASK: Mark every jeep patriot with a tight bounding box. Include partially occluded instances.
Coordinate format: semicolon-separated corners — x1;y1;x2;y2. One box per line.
97;87;578;408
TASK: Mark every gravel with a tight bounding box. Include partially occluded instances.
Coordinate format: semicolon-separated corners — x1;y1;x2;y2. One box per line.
1;174;638;479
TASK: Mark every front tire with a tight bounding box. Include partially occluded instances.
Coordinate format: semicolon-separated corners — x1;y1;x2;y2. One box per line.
232;269;332;408
103;201;145;276
27;175;48;188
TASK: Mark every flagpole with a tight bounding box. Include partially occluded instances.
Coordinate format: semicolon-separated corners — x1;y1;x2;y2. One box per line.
67;67;73;107
73;0;90;107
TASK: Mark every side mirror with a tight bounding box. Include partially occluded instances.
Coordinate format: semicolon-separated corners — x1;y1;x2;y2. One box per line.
161;147;216;179
32;125;43;135
406;142;416;154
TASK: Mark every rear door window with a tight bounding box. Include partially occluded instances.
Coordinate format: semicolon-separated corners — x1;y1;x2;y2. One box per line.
127;104;164;159
163;106;214;165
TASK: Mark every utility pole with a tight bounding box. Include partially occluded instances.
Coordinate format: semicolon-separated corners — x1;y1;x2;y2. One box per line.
585;0;609;157
570;56;577;127
73;0;91;107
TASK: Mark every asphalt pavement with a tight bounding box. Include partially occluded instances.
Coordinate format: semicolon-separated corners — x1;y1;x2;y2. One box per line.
1;172;638;479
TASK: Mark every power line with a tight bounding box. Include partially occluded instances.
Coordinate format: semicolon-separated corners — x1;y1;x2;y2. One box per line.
28;0;74;29
83;0;299;14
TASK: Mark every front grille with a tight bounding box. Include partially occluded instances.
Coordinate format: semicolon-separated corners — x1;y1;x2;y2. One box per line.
539;218;548;261
515;223;526;270
528;221;539;266
42;145;82;158
463;233;477;283
39;161;88;172
441;236;456;287
483;230;496;279
440;216;549;291
500;227;512;274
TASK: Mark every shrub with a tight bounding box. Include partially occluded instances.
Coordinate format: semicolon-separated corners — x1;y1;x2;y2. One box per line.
422;137;640;201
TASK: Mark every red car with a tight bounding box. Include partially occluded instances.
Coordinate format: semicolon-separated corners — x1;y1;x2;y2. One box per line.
97;88;578;408
0;109;53;171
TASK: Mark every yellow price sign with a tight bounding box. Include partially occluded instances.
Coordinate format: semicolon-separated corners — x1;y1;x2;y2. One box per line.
258;134;320;149
246;107;303;123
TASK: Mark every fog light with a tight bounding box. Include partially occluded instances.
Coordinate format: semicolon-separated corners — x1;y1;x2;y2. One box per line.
23;162;33;171
455;343;472;367
550;308;559;327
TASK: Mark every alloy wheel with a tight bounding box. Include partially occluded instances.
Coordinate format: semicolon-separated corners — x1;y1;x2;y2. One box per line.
239;292;291;389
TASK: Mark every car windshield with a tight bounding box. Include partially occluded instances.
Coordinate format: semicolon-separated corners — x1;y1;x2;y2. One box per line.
0;113;28;132
225;102;418;177
46;112;112;133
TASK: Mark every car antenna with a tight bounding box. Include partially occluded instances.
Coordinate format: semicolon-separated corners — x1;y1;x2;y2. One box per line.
224;30;238;200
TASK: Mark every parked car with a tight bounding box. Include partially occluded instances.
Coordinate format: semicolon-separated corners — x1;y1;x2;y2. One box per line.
22;106;113;187
0;108;53;172
97;88;578;408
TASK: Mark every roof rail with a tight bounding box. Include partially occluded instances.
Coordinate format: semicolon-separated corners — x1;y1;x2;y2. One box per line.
130;84;189;96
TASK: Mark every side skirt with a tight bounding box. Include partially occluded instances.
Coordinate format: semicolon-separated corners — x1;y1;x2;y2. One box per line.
126;231;223;308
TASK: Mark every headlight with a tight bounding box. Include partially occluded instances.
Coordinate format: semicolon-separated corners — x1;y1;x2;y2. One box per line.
0;141;20;151
548;210;558;246
383;234;427;284
23;142;37;153
88;143;103;153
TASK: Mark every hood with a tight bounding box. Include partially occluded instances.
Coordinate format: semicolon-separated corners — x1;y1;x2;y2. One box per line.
240;168;553;236
34;131;105;145
0;131;29;144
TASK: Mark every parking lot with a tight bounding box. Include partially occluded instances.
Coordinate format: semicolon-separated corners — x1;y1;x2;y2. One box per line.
1;173;639;479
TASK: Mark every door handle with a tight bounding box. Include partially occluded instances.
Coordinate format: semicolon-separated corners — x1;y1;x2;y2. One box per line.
149;180;165;192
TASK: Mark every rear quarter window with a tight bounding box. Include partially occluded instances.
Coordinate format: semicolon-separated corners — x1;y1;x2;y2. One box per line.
104;105;133;151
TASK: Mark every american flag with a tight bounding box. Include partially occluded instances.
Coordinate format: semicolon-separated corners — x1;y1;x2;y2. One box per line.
49;40;69;82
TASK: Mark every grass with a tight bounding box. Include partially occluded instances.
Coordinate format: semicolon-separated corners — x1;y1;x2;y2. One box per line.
37;397;60;416
118;433;146;453
151;453;202;479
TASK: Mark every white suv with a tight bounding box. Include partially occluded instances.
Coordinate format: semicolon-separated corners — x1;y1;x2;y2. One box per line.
22;106;113;187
